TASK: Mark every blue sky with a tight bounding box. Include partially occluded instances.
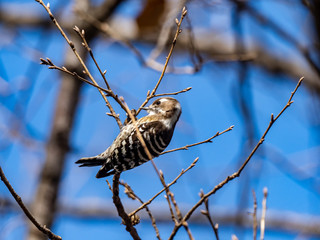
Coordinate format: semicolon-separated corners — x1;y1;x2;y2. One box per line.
0;0;319;239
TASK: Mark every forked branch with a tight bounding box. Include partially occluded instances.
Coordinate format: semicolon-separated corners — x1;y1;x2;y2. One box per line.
35;0;122;128
136;7;188;115
168;77;304;239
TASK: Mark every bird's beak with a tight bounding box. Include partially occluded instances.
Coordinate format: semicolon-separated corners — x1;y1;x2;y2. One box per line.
141;107;150;111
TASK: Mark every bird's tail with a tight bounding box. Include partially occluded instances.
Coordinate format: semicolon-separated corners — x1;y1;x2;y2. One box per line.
75;156;105;167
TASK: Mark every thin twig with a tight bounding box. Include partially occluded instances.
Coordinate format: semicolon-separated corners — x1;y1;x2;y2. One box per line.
120;181;161;240
0;166;62;240
252;189;258;240
112;173;141;240
35;0;122;128
136;7;188;116
129;157;198;217
78;10;199;74
152;87;192;98
73;26;134;116
169;192;194;240
168;77;304;240
169;192;182;222
73;26;111;90
260;187;268;240
161;125;234;155
200;190;219;240
164;192;178;225
106;179;113;192
40;58;110;93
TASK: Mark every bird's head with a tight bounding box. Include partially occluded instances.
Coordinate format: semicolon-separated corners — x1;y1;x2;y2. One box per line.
142;97;181;127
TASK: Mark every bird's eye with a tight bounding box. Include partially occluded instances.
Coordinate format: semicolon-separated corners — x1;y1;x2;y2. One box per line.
155;101;161;105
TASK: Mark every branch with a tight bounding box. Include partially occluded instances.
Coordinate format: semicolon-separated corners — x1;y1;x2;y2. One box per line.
73;26;111;90
200;190;219;240
260;187;268;240
39;58;123;123
136;7;188;115
161;125;234;155
0;166;61;240
152;87;192;98
120;181;161;240
129;157;198;217
40;58;109;93
252;190;258;240
168;77;304;239
35;0;122;128
112;173;141;240
169;191;194;240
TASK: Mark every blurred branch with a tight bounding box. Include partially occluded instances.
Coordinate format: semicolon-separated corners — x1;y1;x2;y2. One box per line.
252;190;258;240
260;187;268;240
0;7;49;27
245;3;320;77
0;166;61;240
266;144;320;195
77;2;320;85
2;195;320;236
168;77;304;239
232;234;239;240
146;0;186;61
79;10;199;74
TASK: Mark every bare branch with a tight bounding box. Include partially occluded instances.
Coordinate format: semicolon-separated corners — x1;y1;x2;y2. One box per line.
106;179;113;192
129;157;198;217
136;7;188;115
200;190;219;240
260;187;268;240
40;58;109;93
168;77;304;239
112;173;141;240
161;125;234;155
73;25;111;89
163;188;178;225
252;190;258;240
152;87;192;98
35;0;122;128
0;166;62;240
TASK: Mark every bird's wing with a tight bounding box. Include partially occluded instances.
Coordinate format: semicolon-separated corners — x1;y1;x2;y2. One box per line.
96;120;172;178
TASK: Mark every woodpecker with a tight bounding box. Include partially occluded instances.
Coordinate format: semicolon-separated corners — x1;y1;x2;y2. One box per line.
75;97;181;178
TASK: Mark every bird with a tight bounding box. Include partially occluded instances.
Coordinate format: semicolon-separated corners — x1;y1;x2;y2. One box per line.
75;97;181;178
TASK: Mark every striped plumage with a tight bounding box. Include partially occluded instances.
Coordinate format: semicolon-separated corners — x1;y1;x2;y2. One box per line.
75;97;181;178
